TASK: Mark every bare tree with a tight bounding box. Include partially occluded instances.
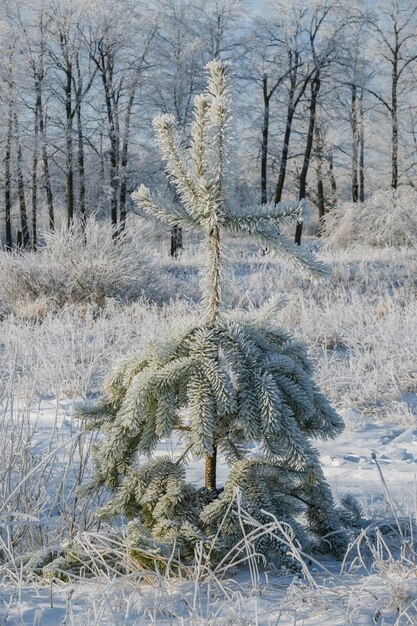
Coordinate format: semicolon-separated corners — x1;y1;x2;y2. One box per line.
14;111;30;249
292;1;347;243
17;5;56;243
3;49;14;250
48;3;77;227
367;0;417;189
87;0;156;230
244;18;303;204
312;109;338;225
118;25;157;231
151;0;242;255
43;1;97;229
245;7;313;206
272;9;314;206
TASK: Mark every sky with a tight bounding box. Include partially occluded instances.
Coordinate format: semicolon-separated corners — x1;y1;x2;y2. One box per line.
243;0;272;17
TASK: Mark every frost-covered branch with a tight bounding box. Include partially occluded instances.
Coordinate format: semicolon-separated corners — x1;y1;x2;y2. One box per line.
132;184;199;230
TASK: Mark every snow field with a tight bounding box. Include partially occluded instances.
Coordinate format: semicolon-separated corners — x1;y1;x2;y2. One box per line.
1;240;417;624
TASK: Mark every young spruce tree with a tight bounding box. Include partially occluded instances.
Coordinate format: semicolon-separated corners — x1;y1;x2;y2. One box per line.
82;61;346;567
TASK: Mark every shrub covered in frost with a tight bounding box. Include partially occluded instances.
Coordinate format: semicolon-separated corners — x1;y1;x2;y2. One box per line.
0;218;159;315
323;187;417;248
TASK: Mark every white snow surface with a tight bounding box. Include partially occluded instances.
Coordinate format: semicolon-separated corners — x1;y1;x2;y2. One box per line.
2;398;417;625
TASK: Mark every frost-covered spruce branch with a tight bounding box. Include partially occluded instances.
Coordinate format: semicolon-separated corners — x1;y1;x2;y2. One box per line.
81;60;347;568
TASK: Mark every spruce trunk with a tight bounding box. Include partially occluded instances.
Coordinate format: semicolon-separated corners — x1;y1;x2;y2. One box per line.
205;448;217;491
205;223;222;489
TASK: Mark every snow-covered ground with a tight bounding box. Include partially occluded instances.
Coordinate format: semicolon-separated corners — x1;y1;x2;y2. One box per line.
2;402;417;624
1;241;417;624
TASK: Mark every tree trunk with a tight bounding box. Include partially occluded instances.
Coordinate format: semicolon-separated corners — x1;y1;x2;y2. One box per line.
113;95;120;225
391;57;398;189
359;89;365;202
208;225;221;324
16;229;23;251
32;87;40;251
261;74;269;204
299;75;320;201
317;176;325;224
119;84;136;231
76;102;86;229
351;84;359;203
99;130;105;208
39;97;54;230
294;220;303;246
274;59;309;205
108;115;119;227
274;98;295;204
4;90;13;251
204;223;222;490
328;152;337;209
296;74;321;244
205;448;217;491
34;13;54;230
99;52;119;228
14;113;30;249
170;225;183;258
315;123;326;221
65;63;74;227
